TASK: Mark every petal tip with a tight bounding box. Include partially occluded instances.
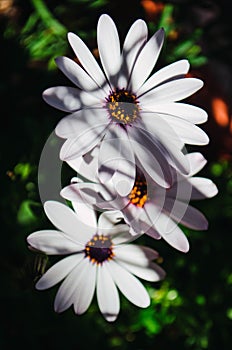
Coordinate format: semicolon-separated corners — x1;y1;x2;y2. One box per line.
158;27;165;34
182;242;190;253
140;298;151;308
67;32;75;40
212;185;219;197
99;13;113;21
104;313;118;322
42;88;50;100
35;279;45;291
201;220;209;231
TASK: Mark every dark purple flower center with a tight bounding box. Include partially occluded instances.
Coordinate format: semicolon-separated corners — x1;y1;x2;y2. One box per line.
85;234;114;264
106;88;140;125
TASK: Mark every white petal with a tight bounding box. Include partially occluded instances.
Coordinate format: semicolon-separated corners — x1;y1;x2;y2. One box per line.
67;32;109;93
98;210;124;229
62;181;127;215
67;144;100;182
168;176;218;201
157;115;209;145
95;189;129;212
160;223;190;253
98;125;135;195
73;259;97;314
55;56;105;97
138;217;161;239
139;111;184;149
112;230;139;245
36;254;83;290
145;226;161;240
129;28;165;92
185;152;207;176
114;244;159;265
129;127;174;187
142;102;208;124
42;87;80;112
138;113;190;174
145;203;189;252
140;78;203;105
164;198;208;230
43;86;101;112
59;122;107;161
138;59;190;96
165;178;192;203
27;230;81;255
118;19;148;88
102;224;131;238
96;212;132;239
117;260;166;282
61;182;112;208
54;258;86;313
97;14;121;87
44;201;94;245
188;177;219;199
72;201;97;229
97;263;120;322
108;260;150;308
55;107;108;139
122;204;153;235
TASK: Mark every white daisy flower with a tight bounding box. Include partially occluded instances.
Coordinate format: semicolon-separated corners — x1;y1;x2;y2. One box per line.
61;148;218;253
27;201;165;322
43;14;209;194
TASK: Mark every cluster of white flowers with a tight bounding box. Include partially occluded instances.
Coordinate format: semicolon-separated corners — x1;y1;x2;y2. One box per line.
27;14;218;322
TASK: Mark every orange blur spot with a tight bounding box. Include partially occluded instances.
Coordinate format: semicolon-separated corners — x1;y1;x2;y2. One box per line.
141;1;164;17
92;48;99;59
0;0;13;13
212;97;229;127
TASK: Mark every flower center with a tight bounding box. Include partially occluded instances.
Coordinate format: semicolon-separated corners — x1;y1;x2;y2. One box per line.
128;172;148;208
85;234;114;264
106;88;140;125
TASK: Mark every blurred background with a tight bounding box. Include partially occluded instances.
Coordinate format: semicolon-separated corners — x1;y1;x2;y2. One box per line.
1;0;232;349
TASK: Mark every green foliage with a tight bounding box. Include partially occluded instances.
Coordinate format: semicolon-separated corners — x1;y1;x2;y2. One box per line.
16;0;110;69
17;199;40;225
132;284;180;335
149;4;207;67
14;162;34;181
20;0;68;69
168;29;207;67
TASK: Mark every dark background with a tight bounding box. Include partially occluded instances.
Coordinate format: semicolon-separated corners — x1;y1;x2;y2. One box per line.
1;0;232;349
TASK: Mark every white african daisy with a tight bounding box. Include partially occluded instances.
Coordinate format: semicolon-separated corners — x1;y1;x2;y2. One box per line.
27;201;165;322
61;149;218;253
43;14;209;194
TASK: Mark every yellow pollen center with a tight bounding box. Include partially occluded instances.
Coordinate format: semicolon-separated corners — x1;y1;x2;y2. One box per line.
128;175;148;208
106;88;140;125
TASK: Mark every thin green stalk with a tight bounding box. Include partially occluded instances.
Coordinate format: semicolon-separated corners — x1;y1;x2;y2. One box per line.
31;0;67;34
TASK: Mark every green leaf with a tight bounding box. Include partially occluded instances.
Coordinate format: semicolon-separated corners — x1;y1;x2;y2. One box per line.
158;4;175;35
17;200;39;225
89;0;108;8
14;163;33;180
